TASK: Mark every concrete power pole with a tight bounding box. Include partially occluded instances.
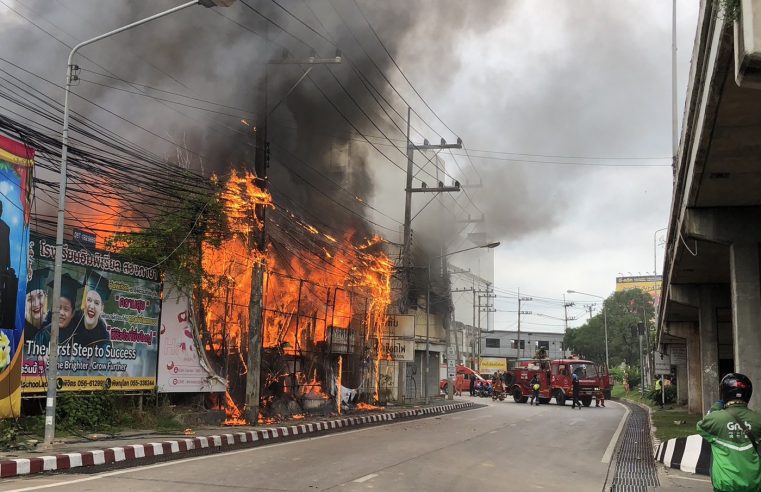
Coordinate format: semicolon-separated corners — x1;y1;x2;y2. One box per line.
244;48;269;425
401;106;461;310
517;289;532;358
244;51;342;423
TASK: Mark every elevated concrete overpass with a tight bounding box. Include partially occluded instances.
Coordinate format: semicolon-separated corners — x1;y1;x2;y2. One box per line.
659;1;761;413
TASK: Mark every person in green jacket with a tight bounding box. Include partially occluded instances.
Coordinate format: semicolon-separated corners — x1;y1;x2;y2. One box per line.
697;373;761;492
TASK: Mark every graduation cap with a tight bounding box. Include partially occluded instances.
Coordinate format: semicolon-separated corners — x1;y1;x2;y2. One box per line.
48;273;83;308
85;271;111;301
28;267;50;292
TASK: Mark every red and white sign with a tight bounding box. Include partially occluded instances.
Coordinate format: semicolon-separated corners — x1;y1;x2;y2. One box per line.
157;286;226;393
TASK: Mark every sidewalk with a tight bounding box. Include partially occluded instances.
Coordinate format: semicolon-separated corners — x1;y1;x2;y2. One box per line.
0;400;477;478
650;465;713;491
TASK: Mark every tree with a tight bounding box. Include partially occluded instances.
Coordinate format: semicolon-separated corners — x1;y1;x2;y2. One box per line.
564;288;655;369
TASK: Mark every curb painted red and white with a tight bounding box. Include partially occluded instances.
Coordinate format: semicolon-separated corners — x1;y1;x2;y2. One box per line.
0;402;475;478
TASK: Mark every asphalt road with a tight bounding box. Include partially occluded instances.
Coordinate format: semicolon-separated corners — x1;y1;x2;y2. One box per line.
0;397;626;492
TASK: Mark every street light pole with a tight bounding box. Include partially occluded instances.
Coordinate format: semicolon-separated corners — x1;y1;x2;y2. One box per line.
653;227;667;276
567;290;609;370
424;242;499;403
44;0;234;448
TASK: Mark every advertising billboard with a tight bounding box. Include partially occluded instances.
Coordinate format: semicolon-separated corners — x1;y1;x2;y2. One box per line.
22;235;160;393
0;135;32;418
615;275;662;307
478;356;507;374
157;285;226;393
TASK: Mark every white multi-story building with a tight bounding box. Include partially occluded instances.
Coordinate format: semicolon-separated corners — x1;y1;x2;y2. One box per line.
479;330;567;363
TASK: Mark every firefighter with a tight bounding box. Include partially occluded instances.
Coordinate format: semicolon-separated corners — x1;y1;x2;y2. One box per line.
697;373;761;492
529;374;540;406
595;389;605;407
571;373;581;409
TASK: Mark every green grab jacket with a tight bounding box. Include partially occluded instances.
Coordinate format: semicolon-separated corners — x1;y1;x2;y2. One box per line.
697;402;761;492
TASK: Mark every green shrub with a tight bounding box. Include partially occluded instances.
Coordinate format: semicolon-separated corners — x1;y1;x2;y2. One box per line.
0;420;19;449
56;391;118;432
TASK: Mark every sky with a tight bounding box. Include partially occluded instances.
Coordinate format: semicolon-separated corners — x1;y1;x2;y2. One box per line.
0;0;701;334
370;0;700;332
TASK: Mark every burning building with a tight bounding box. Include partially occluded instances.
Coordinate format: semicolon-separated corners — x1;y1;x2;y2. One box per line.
195;169;394;422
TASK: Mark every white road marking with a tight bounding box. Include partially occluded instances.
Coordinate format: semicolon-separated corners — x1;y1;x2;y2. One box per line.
3;411;462;492
670;475;710;483
601;401;630;463
352;473;378;483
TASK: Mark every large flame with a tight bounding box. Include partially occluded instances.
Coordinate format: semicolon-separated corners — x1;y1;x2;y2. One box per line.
203;171;392;422
202;170;271;422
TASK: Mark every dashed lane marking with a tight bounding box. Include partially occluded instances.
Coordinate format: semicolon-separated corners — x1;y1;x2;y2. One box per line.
352;473;378;483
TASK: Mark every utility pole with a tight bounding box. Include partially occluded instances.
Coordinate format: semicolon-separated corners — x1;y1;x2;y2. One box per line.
562;295;574;331
517;288;532;359
474;288;496;370
244;50;341;423
472;287;477;369
244;24;270;425
401;107;461;311
584;304;594;321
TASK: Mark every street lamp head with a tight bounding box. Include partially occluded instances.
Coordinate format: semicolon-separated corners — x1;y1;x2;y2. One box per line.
199;0;236;7
566;289;576;294
484;241;500;249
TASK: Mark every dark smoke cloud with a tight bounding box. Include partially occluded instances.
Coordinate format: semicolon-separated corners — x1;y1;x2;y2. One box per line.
1;0;516;242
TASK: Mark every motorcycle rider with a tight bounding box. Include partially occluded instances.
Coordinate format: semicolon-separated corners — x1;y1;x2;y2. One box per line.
697;373;761;492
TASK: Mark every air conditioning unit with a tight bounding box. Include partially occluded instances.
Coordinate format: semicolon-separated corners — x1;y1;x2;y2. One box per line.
735;0;761;88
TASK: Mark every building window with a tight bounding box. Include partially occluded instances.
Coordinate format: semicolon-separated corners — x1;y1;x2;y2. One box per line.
538;340;549;350
510;340;525;349
485;338;500;348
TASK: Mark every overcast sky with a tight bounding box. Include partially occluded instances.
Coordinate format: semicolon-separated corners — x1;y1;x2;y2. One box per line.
371;0;700;332
0;0;701;333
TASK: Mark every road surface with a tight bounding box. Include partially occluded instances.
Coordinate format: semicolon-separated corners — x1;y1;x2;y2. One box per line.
0;397;626;492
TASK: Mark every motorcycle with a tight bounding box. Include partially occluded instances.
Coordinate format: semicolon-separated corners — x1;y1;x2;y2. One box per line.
474;381;493;398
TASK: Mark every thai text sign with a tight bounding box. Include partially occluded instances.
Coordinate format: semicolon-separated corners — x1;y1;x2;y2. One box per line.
376;339;414;362
654;352;671;375
21;234;160;392
385;314;414;339
479;356;507;374
327;326;356;354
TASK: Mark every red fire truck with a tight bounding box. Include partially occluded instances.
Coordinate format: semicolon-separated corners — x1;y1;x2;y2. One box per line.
508;358;610;406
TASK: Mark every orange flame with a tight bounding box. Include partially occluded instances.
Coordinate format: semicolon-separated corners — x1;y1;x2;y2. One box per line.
203;171;393;421
355;402;384;411
203;170;271;422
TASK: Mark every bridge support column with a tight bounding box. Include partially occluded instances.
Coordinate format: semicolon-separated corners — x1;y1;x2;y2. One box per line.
667;322;702;414
698;286;720;414
730;242;761;410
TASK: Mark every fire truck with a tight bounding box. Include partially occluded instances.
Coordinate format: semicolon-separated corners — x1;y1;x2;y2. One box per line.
508;358;610;406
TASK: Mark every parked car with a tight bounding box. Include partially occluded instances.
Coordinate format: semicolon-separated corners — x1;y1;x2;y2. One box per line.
440;365;491;394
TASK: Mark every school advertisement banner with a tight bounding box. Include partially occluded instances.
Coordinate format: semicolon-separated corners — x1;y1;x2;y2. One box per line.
21;235;160;392
0;135;32;418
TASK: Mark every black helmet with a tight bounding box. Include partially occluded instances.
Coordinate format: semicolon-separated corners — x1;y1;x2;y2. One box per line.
720;373;753;403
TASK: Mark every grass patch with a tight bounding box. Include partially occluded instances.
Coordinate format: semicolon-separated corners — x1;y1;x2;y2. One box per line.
651;409;701;441
612;384;702;441
611;384;654;407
